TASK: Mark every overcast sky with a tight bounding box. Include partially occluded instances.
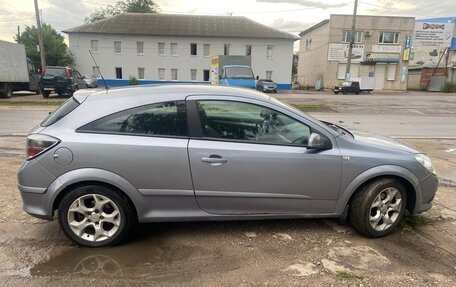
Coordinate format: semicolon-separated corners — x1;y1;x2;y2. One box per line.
0;0;454;44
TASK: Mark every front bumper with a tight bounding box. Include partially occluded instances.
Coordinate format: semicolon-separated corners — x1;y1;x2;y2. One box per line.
414;172;438;214
262;86;277;92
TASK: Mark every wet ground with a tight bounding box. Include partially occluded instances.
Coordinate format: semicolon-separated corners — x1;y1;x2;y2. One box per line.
0;136;455;286
0;91;455;286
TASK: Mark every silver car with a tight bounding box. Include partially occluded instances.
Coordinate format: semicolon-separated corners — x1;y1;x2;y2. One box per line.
18;85;438;247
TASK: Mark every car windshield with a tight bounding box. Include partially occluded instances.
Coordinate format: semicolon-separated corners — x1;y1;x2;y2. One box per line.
225;67;254;79
263;80;274;84
44;68;66;77
83;75;93;78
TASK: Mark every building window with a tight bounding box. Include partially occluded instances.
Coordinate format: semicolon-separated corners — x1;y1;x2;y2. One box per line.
91;40;98;53
224;44;230;55
138;67;145;79
114;41;121;54
115;67;122;79
341;31;362;43
158;68;165;80
171;69;178;81
158;42;165;56
266;71;273;80
203;69;210;81
171;43;178;56
204;44;211;57
92;66;99;77
379;32;400;44
190;43;197;56
305;39;312;50
191;69;197;81
267;45;273;59
137;41;144;55
246;45;252;56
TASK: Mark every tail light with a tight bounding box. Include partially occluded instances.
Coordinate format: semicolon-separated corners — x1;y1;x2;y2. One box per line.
65;68;71;77
26;134;60;160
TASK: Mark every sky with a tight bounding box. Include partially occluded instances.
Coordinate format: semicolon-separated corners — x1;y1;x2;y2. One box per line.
0;0;455;45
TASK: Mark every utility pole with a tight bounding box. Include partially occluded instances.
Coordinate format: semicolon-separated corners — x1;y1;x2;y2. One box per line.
345;0;359;80
34;0;46;72
17;26;21;43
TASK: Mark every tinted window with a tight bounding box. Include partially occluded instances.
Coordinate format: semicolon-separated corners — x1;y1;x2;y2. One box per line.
44;68;66;77
79;101;188;137
197;100;311;145
41;98;80;127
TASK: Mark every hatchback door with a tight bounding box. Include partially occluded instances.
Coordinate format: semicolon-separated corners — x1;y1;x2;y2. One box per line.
186;96;342;215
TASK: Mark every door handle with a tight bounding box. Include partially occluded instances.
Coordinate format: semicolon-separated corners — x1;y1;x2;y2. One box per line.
201;155;227;164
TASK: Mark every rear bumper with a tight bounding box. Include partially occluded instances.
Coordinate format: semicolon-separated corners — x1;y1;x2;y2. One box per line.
19;184;54;220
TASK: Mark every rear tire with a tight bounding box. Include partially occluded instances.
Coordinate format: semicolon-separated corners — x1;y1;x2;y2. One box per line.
42;90;50;98
58;185;135;247
2;84;13;98
349;178;407;238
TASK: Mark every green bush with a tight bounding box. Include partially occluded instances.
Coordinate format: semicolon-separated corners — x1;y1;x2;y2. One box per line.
441;82;456;93
129;76;138;85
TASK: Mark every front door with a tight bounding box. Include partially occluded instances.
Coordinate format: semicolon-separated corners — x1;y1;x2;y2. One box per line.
187;98;342;215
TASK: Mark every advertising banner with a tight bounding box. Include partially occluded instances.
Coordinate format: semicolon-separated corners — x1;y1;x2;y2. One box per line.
328;43;364;63
365;53;400;63
413;22;455;47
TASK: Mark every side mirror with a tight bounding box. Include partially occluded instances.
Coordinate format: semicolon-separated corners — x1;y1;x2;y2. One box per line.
256;75;259;80
219;75;222;80
307;133;330;150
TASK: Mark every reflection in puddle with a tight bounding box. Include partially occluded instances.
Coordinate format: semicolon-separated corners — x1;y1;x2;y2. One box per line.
73;255;123;276
30;223;237;281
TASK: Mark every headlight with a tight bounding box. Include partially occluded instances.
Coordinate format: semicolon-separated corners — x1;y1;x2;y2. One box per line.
415;154;435;174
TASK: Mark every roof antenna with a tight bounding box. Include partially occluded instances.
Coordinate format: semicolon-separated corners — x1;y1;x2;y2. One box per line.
89;49;109;91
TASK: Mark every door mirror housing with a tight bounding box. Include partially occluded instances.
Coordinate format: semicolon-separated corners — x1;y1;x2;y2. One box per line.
256;75;259;80
307;133;331;150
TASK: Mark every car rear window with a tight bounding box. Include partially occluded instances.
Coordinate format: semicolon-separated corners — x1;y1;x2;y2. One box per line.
44;68;66;77
41;98;80;127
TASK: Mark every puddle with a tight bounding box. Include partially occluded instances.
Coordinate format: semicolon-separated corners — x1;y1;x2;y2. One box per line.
28;223;241;281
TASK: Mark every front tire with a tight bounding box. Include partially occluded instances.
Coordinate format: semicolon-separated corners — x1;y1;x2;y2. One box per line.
42;90;50;98
58;185;135;247
349;178;407;238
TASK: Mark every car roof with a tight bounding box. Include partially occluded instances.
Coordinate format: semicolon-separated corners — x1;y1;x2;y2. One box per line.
74;84;271;104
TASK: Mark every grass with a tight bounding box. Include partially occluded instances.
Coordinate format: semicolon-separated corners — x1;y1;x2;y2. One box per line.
291;103;331;111
398;215;432;231
0;100;64;107
335;271;364;281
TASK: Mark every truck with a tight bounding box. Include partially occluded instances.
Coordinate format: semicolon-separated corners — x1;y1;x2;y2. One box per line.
211;56;256;89
0;40;40;98
332;77;375;94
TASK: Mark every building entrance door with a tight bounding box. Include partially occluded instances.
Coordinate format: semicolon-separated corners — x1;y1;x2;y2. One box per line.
374;64;386;90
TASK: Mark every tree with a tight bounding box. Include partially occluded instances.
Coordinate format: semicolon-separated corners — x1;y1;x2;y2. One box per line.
85;0;159;23
15;24;74;69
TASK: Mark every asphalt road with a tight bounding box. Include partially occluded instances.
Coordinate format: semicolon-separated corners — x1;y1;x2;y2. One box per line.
1;91;455;138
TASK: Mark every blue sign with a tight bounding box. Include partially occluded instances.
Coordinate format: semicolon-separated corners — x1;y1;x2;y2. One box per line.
405;35;411;49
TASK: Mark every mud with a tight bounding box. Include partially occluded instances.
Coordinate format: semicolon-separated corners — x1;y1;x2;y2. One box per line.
0;137;455;286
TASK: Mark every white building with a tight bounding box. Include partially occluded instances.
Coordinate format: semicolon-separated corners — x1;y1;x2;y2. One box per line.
64;13;298;90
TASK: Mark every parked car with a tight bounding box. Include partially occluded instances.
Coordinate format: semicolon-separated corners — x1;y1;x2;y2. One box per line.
332;81;373;95
256;79;277;93
83;74;98;88
18;85;437;247
40;66;86;98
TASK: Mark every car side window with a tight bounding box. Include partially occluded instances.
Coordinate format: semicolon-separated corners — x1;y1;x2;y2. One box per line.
197;100;311;146
79;101;188;137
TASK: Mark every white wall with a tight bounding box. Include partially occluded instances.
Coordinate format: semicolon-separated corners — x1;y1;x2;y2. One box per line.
68;33;295;85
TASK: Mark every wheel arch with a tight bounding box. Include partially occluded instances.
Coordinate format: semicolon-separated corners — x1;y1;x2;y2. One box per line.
336;165;420;215
47;168;145;220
